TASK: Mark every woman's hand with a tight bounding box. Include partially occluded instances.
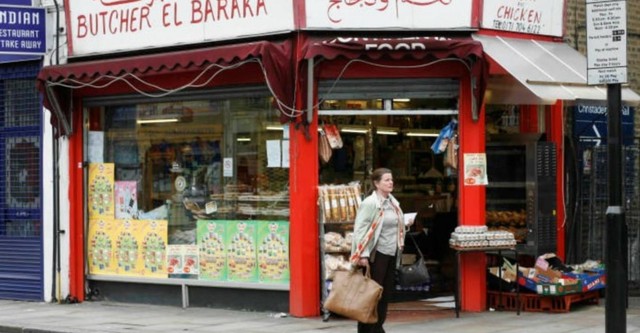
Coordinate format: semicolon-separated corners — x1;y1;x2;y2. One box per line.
358;258;369;267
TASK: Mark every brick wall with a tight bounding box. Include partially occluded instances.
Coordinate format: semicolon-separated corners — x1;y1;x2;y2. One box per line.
565;0;640;139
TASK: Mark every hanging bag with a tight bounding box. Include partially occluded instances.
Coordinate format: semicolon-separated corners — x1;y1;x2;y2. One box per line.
397;233;431;287
323;266;383;323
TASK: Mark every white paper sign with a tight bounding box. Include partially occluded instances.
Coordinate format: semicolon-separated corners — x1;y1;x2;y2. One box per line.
281;140;290;168
223;158;233;177
305;0;472;30
88;131;104;163
267;140;281;168
481;0;564;37
67;0;295;56
586;0;628;85
463;153;488;186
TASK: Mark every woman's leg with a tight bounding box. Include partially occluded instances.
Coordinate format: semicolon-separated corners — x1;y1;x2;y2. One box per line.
358;252;396;333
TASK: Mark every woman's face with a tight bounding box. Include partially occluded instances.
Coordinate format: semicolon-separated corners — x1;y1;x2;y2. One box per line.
375;173;394;195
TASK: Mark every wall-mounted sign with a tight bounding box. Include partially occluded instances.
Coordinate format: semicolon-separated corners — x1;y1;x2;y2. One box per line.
66;0;295;57
586;0;627;85
573;104;635;146
481;0;564;37
0;5;46;55
304;0;472;30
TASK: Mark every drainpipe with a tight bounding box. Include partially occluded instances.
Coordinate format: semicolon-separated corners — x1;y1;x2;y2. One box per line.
51;0;62;304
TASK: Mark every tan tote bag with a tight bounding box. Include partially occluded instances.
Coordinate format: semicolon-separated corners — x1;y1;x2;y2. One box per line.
323;266;382;323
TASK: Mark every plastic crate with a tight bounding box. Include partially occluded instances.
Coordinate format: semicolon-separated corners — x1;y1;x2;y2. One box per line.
488;290;600;313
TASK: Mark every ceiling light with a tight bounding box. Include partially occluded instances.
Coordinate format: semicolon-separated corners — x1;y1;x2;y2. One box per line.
136;118;179;124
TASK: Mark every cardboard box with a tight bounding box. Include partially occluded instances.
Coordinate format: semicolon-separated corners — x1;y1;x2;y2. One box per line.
490;266;516;283
536;281;582;295
563;270;606;292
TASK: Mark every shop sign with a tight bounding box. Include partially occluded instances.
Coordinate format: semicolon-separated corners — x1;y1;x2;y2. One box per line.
66;0;295;57
480;0;564;37
0;5;46;54
304;0;472;30
573;104;635;146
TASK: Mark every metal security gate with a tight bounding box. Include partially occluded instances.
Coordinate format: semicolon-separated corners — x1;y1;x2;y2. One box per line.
0;61;43;301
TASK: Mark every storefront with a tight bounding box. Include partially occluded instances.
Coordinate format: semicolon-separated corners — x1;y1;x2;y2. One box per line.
0;0;48;302
36;0;640;317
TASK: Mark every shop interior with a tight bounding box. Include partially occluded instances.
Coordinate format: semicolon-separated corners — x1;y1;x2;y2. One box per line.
318;97;460;300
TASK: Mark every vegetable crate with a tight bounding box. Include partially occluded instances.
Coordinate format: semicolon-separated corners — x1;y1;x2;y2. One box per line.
487;290;600;313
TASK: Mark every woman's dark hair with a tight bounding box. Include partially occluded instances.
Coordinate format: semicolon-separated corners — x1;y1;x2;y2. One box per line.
370;168;392;190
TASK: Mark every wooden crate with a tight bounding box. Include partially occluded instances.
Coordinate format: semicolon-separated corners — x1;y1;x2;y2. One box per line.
488;290;600;313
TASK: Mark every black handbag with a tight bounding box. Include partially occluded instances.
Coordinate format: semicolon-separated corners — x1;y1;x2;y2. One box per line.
397;233;430;287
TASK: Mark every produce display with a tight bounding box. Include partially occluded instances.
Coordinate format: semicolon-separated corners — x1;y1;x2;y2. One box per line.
318;183;362;223
486;209;528;243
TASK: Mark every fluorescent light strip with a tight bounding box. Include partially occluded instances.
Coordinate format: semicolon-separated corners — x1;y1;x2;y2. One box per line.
237;137;251;142
405;132;439;137
376;130;398;135
341;128;368;134
136;118;179;124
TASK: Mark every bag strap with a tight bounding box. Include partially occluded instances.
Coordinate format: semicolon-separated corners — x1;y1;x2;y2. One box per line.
407;232;425;260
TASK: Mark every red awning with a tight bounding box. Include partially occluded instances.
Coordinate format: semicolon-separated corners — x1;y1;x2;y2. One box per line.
37;40;294;136
301;36;485;62
299;36;488;118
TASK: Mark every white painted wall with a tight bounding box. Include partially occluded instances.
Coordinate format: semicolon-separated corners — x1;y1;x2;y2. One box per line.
39;0;71;303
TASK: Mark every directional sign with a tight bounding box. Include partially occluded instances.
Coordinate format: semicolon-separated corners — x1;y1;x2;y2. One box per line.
586;0;627;85
573;104;635;146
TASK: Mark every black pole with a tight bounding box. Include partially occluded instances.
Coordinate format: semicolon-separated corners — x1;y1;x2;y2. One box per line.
605;83;626;333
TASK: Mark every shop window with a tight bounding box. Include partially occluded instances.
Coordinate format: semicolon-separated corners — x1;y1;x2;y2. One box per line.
84;89;291;284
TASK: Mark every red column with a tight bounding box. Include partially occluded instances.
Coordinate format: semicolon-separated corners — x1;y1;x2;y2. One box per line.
457;75;487;312
546;101;566;260
519;105;539;133
68;101;85;302
288;111;320;315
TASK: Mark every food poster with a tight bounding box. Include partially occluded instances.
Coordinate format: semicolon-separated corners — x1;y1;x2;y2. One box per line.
257;221;290;284
167;245;199;276
226;221;258;282
115;219;142;276
463;153;489;186
115;181;138;219
89;163;115;219
140;220;168;278
87;218;118;275
197;220;227;281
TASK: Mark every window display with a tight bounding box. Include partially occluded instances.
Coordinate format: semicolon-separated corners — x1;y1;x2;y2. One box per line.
85;91;290;284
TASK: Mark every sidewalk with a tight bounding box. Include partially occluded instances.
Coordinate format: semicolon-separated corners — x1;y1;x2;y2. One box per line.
0;297;639;333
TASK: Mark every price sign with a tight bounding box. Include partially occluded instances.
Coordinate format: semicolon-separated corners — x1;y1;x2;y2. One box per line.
586;0;627;85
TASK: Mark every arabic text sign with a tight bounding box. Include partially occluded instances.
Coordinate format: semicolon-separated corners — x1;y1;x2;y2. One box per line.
481;0;564;37
304;0;472;30
67;0;295;56
0;5;46;55
586;0;627;85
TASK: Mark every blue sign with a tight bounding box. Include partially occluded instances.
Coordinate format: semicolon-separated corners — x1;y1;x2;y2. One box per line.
0;1;32;5
0;5;46;55
573;105;635;146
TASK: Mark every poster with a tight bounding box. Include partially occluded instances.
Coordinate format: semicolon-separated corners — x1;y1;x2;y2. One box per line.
87;218;118;275
140;220;168;278
88;163;115;219
226;221;258;283
114;219;168;277
115;181;138;219
114;219;141;276
167;244;199;276
257;221;290;284
197;220;227;281
463;153;489;186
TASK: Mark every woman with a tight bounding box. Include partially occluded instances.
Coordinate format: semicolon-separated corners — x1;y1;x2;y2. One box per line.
350;168;412;333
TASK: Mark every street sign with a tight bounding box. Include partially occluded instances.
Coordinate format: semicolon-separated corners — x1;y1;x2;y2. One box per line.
586;0;627;85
